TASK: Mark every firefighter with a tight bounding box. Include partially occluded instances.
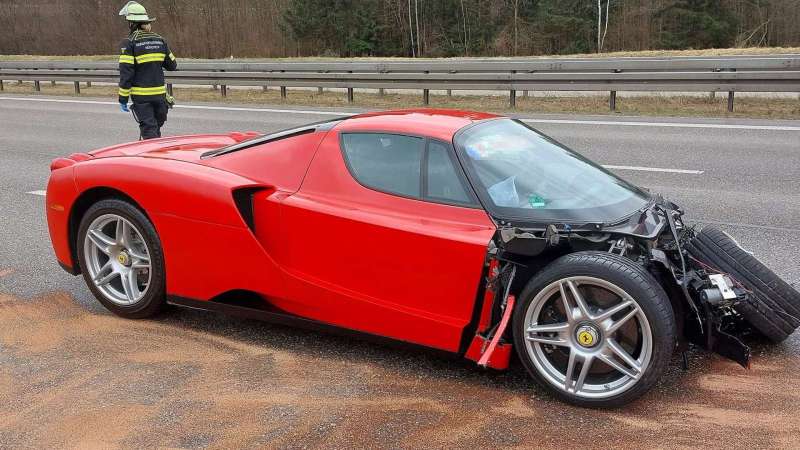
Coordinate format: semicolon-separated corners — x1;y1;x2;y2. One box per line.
117;1;177;139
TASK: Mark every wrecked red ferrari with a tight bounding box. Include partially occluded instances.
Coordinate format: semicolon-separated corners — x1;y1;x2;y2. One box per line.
46;109;799;407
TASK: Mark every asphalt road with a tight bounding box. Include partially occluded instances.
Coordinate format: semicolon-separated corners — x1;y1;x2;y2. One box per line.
1;94;799;448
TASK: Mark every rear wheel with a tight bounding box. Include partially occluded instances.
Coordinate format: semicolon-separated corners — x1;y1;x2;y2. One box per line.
77;199;165;318
686;227;800;343
513;252;676;408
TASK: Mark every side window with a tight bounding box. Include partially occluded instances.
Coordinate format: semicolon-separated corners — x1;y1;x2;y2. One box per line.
425;140;474;205
341;133;423;198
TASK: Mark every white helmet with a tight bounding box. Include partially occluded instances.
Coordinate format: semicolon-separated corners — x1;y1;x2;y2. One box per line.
119;1;155;23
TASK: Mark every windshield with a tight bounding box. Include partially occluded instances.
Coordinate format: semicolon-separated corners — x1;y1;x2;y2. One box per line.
455;119;650;224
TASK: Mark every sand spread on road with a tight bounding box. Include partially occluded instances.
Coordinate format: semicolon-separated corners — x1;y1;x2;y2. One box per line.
1;292;799;448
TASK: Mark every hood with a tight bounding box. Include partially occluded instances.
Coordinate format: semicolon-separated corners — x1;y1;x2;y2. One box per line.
87;132;262;162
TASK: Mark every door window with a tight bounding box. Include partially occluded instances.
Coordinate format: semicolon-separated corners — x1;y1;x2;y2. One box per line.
341;133;423;198
341;133;477;207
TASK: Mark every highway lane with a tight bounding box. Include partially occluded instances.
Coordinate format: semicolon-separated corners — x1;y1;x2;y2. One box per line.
2;94;800;447
2;94;798;300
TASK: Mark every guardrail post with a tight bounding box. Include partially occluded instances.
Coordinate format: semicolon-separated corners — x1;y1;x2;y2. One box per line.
727;91;734;112
280;86;287;99
32;68;40;92
220;70;227;97
609;91;617;111
447;89;452;97
523;90;529;98
347;70;354;103
73;81;80;94
86;81;91;88
0;79;4;91
378;88;385;96
166;83;173;96
423;71;430;105
509;71;516;109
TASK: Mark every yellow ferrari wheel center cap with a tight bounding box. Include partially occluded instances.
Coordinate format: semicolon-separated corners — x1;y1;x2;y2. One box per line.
117;252;130;266
576;326;599;348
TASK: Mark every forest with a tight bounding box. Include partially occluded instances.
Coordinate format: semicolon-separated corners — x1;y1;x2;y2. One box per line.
1;0;798;58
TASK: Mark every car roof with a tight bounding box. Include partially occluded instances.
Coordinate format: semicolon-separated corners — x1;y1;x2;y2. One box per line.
334;109;503;141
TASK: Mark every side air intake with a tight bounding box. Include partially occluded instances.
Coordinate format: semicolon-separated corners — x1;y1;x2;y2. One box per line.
232;187;264;232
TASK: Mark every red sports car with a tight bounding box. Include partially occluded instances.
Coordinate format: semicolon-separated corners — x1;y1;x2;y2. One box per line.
46;109;799;407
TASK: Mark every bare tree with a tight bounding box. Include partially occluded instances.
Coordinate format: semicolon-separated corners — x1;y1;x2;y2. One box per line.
513;0;519;56
597;0;601;52
597;0;611;53
414;0;421;57
460;0;468;56
602;0;610;51
408;0;415;57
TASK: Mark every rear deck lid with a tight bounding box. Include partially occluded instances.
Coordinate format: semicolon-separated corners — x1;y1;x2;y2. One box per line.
87;132;262;162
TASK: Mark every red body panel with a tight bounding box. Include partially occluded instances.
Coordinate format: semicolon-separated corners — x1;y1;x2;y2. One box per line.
205;131;327;191
464;337;512;370
336;109;497;141
71;157;289;301
46;109;505;362
46;166;80;269
274;130;496;351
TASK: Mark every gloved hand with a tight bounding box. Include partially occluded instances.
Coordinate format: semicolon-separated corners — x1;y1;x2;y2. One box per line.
165;94;175;109
119;101;129;112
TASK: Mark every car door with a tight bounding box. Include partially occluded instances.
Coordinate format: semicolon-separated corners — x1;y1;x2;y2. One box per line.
276;130;496;352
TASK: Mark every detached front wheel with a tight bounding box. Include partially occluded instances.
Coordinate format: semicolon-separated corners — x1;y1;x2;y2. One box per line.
513;252;676;408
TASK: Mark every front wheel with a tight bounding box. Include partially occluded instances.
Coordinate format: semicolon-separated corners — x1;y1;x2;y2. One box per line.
77;198;165;319
512;252;676;408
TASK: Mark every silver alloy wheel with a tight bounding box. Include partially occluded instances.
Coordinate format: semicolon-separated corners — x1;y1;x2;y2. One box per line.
522;276;653;399
83;213;152;306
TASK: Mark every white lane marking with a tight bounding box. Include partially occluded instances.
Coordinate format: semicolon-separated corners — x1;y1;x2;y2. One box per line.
0;96;351;117
602;164;704;175
521;118;800;131
177;104;350;116
2;96;800;131
26;190;46;196
695;219;800;234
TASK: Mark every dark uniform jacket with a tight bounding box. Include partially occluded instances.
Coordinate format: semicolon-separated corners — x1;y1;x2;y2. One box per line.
118;30;177;103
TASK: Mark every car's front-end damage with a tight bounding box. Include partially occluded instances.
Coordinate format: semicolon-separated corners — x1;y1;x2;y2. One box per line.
454;118;799;406
467;196;759;370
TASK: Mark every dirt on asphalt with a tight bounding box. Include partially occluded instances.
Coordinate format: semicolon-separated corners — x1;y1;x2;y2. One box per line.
1;291;799;449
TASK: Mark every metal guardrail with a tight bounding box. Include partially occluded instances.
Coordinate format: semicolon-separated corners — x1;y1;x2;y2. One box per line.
2;55;799;111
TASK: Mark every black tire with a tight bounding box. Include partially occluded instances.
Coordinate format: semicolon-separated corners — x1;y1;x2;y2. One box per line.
76;198;166;319
686;227;800;343
512;251;676;408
